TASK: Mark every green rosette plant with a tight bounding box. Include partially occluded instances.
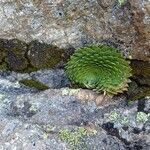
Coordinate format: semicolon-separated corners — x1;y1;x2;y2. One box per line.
66;44;132;95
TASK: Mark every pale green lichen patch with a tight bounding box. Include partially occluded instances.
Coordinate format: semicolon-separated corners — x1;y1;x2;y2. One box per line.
118;0;125;5
29;104;39;113
0;94;5;102
61;88;80;96
59;127;88;149
41;124;57;134
108;111;150;126
108;111;129;125
136;112;150;124
0;79;20;89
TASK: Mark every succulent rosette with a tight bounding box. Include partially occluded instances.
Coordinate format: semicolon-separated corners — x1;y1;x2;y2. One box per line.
66;44;132;95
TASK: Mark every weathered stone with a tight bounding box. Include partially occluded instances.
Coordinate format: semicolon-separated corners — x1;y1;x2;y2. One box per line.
0;0;149;61
0;87;149;149
0;68;149;149
130;0;150;61
108;0;150;61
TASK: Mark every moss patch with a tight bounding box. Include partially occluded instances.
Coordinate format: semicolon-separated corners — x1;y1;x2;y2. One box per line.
19;79;49;91
27;40;64;70
0;39;65;73
4;39;29;71
0;63;8;71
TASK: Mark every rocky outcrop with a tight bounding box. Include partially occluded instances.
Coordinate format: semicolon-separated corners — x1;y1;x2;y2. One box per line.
0;0;149;61
0;84;150;149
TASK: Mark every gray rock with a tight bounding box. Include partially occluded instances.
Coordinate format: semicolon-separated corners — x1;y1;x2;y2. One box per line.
0;69;70;92
0;59;149;150
30;69;70;88
0;0;149;60
0;76;37;94
0;87;149;150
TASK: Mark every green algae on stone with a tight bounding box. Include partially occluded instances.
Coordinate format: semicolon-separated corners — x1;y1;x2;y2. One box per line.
6;53;28;71
19;79;49;91
0;51;5;63
0;39;6;63
17;66;38;73
129;87;150;101
27;40;64;70
136;76;150;87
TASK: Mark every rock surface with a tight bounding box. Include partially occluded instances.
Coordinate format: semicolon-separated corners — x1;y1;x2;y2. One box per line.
0;0;149;61
0;0;150;149
0;69;149;150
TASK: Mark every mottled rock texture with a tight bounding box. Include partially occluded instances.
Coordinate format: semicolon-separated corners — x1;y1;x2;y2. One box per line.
0;0;149;61
0;86;150;150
